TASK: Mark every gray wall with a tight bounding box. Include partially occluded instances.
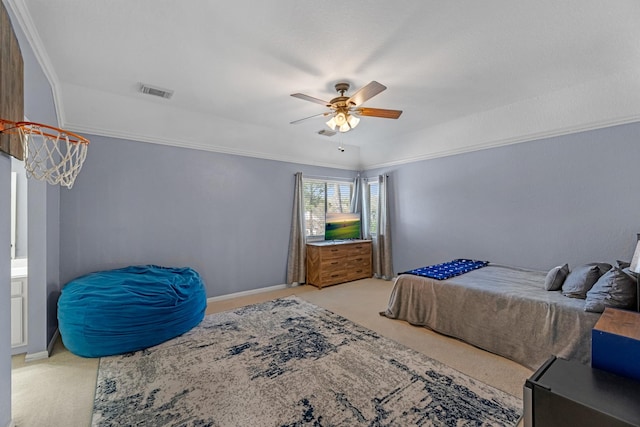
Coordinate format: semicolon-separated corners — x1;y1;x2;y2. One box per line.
1;153;12;427
26;179;61;351
60;134;356;296
370;122;640;274
61;121;640;297
7;0;61;355
10;157;27;258
46;182;60;342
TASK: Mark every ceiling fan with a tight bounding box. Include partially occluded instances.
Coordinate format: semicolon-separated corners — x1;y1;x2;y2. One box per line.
290;81;402;133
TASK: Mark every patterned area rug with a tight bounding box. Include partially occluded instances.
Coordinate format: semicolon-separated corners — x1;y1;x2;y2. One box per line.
92;296;522;426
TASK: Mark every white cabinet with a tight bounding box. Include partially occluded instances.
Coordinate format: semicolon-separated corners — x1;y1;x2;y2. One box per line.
11;276;27;348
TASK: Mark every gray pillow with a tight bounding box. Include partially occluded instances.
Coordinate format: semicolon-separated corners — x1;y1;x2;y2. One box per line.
562;263;611;299
585;267;637;313
616;260;631;269
545;264;569;291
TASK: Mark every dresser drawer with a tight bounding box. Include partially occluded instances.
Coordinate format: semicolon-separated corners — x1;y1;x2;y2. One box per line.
346;268;370;282
344;244;371;257
319;269;350;285
346;255;370;267
306;240;372;288
320;258;343;270
320;245;351;260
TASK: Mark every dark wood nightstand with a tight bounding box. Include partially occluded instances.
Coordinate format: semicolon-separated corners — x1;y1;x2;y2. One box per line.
524;356;640;427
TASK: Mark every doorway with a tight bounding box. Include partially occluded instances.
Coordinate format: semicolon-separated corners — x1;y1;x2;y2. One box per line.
10;156;27;353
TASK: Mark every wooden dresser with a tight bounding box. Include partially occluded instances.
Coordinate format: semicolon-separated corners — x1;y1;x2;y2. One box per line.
306;240;372;288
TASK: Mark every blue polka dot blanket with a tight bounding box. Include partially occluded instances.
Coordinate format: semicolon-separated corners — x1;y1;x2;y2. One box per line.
401;259;489;280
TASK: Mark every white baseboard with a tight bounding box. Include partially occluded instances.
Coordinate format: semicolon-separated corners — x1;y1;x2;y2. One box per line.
24;329;58;362
10;343;27;356
24;350;48;362
207;283;300;303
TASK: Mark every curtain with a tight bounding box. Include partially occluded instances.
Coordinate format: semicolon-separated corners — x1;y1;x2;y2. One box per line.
350;174;363;237
350;174;362;213
362;177;371;243
372;174;394;280
286;172;306;284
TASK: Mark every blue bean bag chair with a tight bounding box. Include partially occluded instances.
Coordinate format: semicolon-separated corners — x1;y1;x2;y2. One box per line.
58;265;207;357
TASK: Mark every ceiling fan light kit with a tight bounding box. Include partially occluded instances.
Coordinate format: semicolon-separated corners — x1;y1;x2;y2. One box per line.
291;81;402;133
326;110;359;132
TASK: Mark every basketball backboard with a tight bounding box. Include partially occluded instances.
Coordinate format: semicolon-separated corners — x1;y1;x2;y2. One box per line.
0;1;24;161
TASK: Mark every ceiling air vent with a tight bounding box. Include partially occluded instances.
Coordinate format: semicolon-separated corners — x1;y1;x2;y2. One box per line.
139;83;174;99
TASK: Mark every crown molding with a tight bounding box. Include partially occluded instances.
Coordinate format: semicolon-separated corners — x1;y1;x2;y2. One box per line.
66;112;640;174
8;0;639;173
5;0;65;126
64;122;359;171
361;115;640;170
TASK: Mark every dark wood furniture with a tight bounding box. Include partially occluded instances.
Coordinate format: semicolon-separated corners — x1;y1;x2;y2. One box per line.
524;356;640;427
0;1;24;160
306;240;372;289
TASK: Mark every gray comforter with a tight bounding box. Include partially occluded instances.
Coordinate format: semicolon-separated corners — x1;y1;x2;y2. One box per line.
382;264;601;370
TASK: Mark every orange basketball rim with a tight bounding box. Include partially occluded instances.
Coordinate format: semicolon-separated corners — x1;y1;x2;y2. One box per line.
0;118;89;189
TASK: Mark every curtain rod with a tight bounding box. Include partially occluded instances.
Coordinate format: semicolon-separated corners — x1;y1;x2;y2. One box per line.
295;172;387;181
301;174;357;181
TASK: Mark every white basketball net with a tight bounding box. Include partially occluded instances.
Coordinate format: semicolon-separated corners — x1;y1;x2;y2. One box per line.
19;123;88;189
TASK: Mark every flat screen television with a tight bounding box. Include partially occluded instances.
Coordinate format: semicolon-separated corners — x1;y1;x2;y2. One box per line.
324;212;361;241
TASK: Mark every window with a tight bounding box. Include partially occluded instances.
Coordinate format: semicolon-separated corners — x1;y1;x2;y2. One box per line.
367;180;379;236
303;178;353;239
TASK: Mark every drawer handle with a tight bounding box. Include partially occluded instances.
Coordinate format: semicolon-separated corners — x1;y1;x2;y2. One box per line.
355;270;363;273
330;261;339;265
330;273;341;278
331;248;339;252
354;258;363;262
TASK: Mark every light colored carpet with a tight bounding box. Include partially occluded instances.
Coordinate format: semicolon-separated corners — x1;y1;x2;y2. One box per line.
93;296;522;426
11;278;532;426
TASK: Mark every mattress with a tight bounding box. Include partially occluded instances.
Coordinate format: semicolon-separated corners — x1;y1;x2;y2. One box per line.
382;264;601;370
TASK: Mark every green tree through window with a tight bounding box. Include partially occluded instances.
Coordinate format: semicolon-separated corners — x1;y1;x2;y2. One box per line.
303;178;353;238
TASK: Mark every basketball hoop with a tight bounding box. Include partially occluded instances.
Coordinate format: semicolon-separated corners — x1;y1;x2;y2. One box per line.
0;119;89;189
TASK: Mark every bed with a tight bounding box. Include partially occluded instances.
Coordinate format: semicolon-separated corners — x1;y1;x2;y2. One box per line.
381;264;602;370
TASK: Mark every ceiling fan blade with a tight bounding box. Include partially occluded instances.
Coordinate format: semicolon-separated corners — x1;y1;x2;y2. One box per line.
291;93;332;107
355;107;403;119
290;112;330;124
347;81;387;107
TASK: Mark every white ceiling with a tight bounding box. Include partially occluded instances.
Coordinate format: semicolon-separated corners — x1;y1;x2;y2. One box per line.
7;0;640;170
